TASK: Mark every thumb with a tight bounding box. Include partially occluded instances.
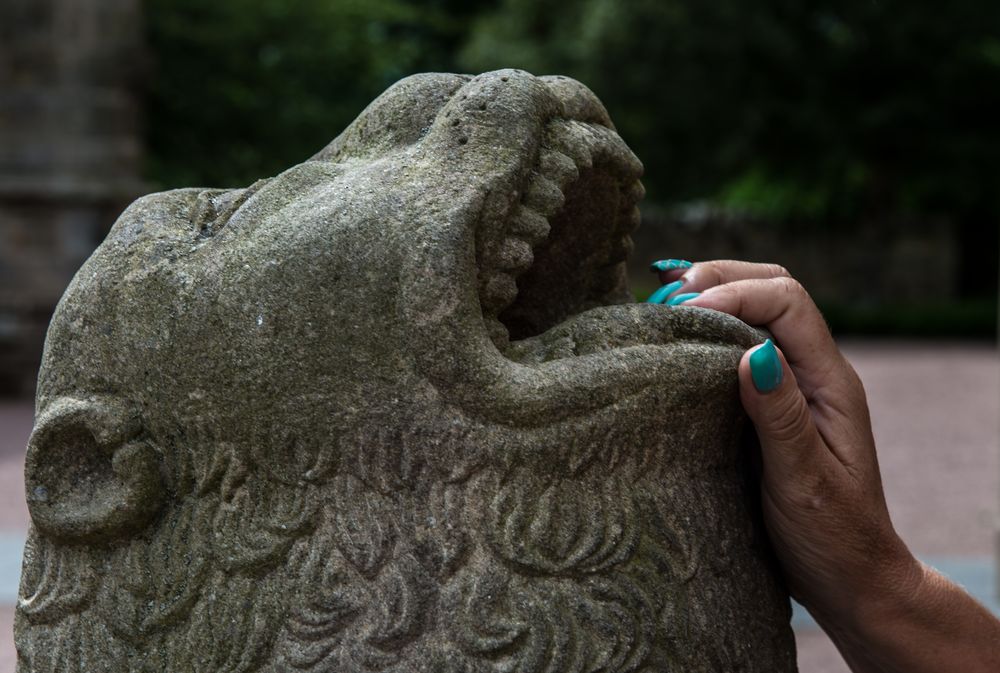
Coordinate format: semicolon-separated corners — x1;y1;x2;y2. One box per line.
739;339;831;481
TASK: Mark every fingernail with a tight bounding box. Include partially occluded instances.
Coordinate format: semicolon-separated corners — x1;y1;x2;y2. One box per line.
645;280;684;304
649;259;693;272
750;339;783;393
666;292;700;306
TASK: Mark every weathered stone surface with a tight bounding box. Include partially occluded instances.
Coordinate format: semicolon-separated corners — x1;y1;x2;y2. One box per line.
16;70;796;672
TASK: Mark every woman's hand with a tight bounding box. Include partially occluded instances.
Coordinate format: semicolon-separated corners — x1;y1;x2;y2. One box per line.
649;259;1000;673
654;259;912;624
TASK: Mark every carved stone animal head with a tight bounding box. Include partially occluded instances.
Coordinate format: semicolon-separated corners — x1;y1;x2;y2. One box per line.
16;70;795;672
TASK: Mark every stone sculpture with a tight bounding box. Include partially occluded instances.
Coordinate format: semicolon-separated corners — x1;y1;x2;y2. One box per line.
16;70;796;672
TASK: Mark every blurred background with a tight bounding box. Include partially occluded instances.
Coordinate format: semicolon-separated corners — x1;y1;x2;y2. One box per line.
0;0;998;670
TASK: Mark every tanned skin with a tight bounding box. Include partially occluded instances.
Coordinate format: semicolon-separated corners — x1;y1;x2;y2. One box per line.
654;259;1000;673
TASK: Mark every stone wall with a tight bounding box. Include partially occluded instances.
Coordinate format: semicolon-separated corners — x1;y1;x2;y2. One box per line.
0;0;144;396
630;203;959;306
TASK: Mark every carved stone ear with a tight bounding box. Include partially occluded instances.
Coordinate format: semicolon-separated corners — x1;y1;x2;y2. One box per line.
25;396;165;543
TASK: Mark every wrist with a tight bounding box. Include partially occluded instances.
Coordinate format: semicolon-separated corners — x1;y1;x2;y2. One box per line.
815;539;930;672
811;531;921;643
854;536;923;629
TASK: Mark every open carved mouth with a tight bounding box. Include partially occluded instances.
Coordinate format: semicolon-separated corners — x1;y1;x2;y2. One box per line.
477;116;644;349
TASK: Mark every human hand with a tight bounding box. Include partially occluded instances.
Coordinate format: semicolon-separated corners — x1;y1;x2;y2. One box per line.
647;259;1000;672
650;260;918;644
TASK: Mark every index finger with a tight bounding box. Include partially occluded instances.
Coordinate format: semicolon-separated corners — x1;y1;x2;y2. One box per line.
655;259;791;289
682;276;841;394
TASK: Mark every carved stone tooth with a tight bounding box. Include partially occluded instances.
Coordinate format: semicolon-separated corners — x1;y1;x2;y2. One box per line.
480;273;518;314
586;124;643;180
484;316;510;349
492;238;534;274
621;235;636;259
544;120;594;170
623;180;645;205
622;205;641;234
522;173;564;218
508;206;551;245
537;150;579;189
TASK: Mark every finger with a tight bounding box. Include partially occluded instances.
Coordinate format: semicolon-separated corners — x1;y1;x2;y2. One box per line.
649;259;693;288
683;277;841;393
739;340;843;480
658;259;790;291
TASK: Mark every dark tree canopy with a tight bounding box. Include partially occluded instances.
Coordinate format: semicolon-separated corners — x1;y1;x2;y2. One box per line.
460;0;1000;222
145;0;497;187
145;0;1000;299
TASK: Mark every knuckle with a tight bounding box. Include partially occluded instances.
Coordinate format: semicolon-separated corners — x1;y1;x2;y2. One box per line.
693;260;724;287
843;372;868;410
773;275;806;298
766;263;791;278
706;282;744;312
773;461;838;515
794;470;836;512
843;360;864;391
712;281;740;300
825;359;869;411
763;391;812;444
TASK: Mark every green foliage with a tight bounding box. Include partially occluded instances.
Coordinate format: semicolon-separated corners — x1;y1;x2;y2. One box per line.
144;0;496;188
146;0;1000;221
818;300;999;339
460;0;1000;223
144;0;999;305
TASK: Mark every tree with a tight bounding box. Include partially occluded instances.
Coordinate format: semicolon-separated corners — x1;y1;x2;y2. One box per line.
459;0;1000;294
145;0;497;188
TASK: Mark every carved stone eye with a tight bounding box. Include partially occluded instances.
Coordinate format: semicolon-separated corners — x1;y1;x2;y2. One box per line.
24;396;165;543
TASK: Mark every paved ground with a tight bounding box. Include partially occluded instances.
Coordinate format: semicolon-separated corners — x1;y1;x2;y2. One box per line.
0;607;11;673
0;403;27;672
847;341;1000;557
0;407;28;533
0;340;996;671
793;340;1000;672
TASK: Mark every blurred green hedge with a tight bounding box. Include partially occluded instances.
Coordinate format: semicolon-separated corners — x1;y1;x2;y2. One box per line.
145;0;999;305
145;0;492;187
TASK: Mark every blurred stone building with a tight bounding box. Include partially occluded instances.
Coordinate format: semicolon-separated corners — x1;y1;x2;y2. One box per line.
0;0;144;396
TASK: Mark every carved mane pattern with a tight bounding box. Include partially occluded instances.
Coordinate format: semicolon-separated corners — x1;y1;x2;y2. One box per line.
14;411;761;673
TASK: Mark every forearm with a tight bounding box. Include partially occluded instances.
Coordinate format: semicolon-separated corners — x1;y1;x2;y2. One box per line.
822;557;1000;673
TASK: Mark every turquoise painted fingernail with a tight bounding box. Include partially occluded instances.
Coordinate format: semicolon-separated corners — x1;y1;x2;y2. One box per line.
649;259;693;272
750;339;783;393
645;280;684;304
666;292;700;306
